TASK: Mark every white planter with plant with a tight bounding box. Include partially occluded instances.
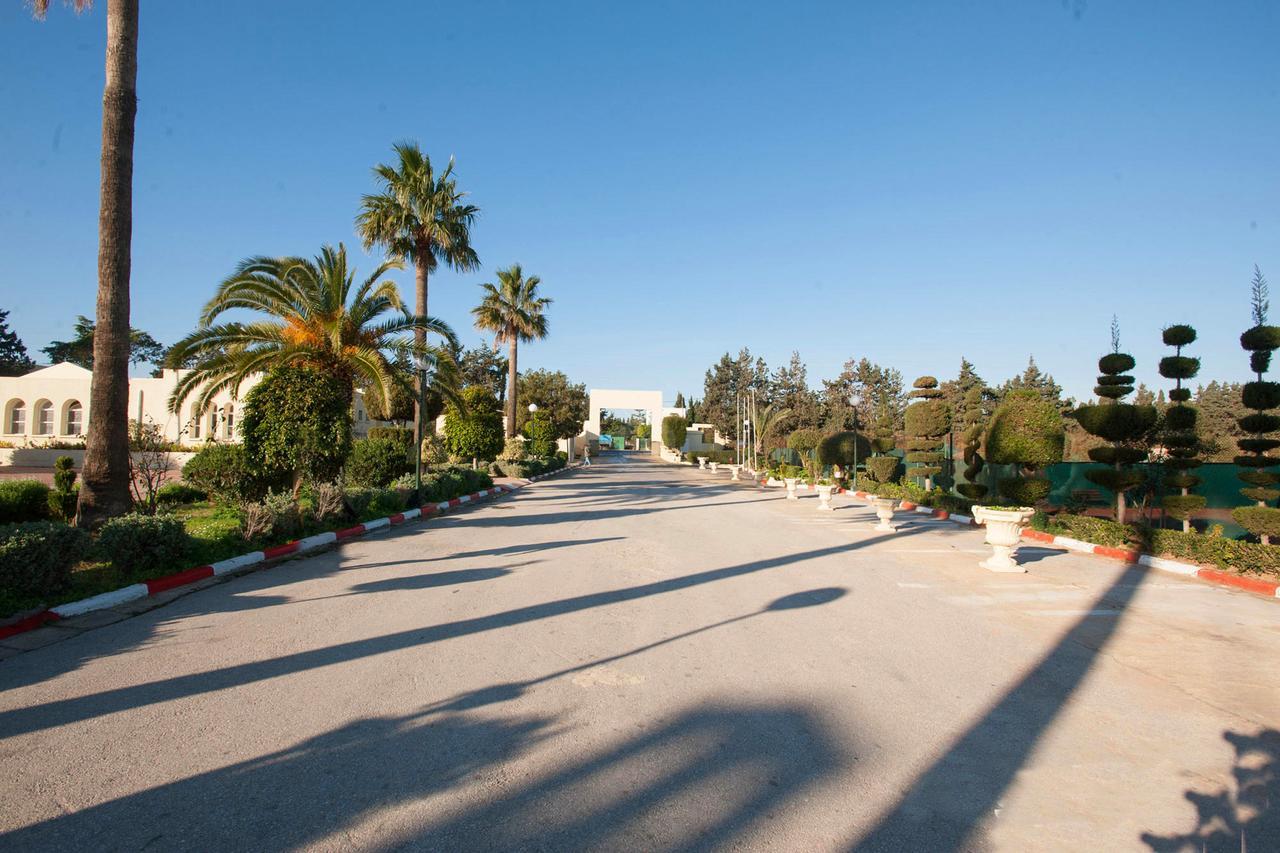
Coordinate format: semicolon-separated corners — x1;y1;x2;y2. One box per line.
972;505;1036;572
728;464;742;481
784;478;800;500
872;497;898;531
709;461;719;473
815;481;836;511
697;456;707;469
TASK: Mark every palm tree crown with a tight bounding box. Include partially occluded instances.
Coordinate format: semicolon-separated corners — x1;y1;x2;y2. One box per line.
166;244;460;417
472;265;551;436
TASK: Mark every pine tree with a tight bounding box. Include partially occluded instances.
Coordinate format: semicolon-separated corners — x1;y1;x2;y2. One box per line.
1158;325;1205;531
1072;317;1158;523
674;391;686;408
0;309;36;376
903;376;951;490
1233;266;1280;543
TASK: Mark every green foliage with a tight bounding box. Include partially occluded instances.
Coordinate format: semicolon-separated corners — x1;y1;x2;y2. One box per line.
661;414;688;451
902;376;950;484
786;428;823;455
242;366;353;489
368;426;414;446
523;414;557;457
1239;413;1280;433
1239;325;1280;351
1158;356;1200;380
815;431;870;468
865;456;899;484
0;480;52;524
997;476;1051;507
986;390;1064;471
182;445;265;504
345;438;411;488
1232;506;1280;539
1162;324;1197;347
1087;446;1147;466
1073;404;1158;442
1084;467;1147;494
497;437;527;464
443;386;504;462
156;482;207;506
516;370;589;438
0;521;90;597
0;308;36;376
48;456;78;521
1098;352;1136;375
96;513;190;577
957;483;988;500
1161;494;1207;521
1241;381;1280;411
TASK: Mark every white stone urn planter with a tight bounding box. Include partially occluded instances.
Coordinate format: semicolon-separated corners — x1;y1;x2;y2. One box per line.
872;497;898;532
697;457;708;469
709;462;719;473
784;478;800;500
815;484;836;511
728;464;743;481
972;506;1036;572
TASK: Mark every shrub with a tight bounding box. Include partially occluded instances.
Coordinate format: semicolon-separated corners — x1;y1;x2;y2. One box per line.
523;414;557;458
368;426;414;446
48;456;79;521
156;482;207;506
345;438;411;488
443;386;504;463
661;414;688;452
183;444;266;505
498;437;527;464
312;482;347;525
420;434;448;466
816;431;870;473
1235;273;1280;542
0;480;52;524
956;420;988;502
241;365;354;490
0;521;90;597
262;490;304;538
903;376;950;487
95;513;190;577
997;476;1051;507
864;456;899;485
1232;506;1280;540
344;486;405;521
987;390;1065;471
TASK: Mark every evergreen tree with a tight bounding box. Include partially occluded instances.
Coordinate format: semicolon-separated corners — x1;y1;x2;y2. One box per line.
0;309;35;376
903;376;950;490
43;315;166;370
1000;355;1066;410
941;357;990;446
674;391;686;408
1158;325;1205;532
701;348;769;442
1195;381;1247;461
770;351;822;430
1233;266;1280;543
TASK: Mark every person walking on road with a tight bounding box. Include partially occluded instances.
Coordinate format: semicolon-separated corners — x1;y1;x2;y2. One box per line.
582;443;592;466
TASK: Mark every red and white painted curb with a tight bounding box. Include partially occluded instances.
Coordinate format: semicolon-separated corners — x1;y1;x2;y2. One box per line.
0;466;580;642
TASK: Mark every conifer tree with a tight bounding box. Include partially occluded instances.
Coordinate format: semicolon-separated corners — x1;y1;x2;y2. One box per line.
903;376;951;490
1158;325;1205;531
1232;266;1280;543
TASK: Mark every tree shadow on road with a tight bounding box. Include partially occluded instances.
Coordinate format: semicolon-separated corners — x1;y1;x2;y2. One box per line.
1141;728;1279;852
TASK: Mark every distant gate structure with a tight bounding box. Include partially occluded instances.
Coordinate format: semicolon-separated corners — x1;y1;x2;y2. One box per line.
582;389;685;455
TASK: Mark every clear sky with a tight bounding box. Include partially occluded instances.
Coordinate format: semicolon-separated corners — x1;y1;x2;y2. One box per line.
2;1;1276;404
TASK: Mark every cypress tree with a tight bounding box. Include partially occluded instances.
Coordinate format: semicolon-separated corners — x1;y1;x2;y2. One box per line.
1232;266;1280;543
903;376;950;490
1072;317;1158;524
1158;325;1205;532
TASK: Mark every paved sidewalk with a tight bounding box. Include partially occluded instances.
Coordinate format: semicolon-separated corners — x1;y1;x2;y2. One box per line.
0;453;1275;851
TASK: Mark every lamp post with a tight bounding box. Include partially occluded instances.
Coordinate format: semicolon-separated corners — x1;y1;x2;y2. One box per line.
414;356;436;497
848;391;862;489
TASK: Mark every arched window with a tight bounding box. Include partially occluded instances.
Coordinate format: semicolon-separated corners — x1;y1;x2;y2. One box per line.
5;400;26;435
64;401;84;436
189;410;201;440
223;404;235;440
34;401;54;436
208;409;219;438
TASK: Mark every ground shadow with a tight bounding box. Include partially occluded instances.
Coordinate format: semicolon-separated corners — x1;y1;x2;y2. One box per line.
1141;728;1279;852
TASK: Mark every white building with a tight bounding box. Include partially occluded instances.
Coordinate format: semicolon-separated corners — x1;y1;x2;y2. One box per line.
0;363;378;448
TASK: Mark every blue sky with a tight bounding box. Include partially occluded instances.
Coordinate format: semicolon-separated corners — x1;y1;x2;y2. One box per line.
2;1;1276;404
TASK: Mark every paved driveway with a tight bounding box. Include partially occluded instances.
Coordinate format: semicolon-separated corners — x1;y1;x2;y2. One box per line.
0;453;1275;851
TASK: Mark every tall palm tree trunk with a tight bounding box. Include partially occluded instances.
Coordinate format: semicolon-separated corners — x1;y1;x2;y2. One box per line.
506;331;518;437
78;0;139;528
413;241;429;434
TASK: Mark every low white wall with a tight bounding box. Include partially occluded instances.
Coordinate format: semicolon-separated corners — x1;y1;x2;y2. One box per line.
0;447;196;472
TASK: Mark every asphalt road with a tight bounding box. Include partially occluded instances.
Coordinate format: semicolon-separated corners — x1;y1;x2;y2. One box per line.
0;453;1276;851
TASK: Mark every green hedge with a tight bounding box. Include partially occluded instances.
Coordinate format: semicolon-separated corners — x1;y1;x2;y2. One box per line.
345;438;412;488
97;513;191;577
0;521;90;597
1033;513;1280;577
183;445;269;505
0;480;52;524
156;482;207;506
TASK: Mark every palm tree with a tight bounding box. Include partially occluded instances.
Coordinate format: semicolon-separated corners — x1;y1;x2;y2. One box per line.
471;265;551;437
166;245;461;419
355;142;479;437
752;403;793;455
32;0;138;527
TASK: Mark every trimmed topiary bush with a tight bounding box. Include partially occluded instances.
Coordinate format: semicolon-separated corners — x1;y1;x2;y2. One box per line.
987;389;1063;507
786;428;824;480
1234;266;1280;543
1158;324;1206;530
96;513;191;577
0;480;52;524
865;456;899;485
48;456;78;521
816;431;870;484
344;438;412;488
182;444;265;505
443;386;504;466
956;420;989;502
1071;317;1157;523
242;365;354;492
523;414;557;458
903;376;950;489
661;414;688;453
0;521;90;597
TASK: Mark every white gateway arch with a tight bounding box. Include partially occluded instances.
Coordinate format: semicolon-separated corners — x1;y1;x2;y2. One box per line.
582;389;686;455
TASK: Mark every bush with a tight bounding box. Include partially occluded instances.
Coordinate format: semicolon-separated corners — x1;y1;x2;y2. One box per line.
865;456;899;484
48;456;78;521
986;391;1065;470
1162;494;1207;521
97;513;190;577
523;414;557;458
345;438;411;488
816;431;870;470
0;480;52;524
368;426;414;446
311;482;347;525
183;444;266;505
443;387;505;463
241;365;353;489
997;476;1051;507
661;414;688;451
0;521;90;597
498;437;527;464
156;482;208;506
903;376;950;484
1232;506;1280;540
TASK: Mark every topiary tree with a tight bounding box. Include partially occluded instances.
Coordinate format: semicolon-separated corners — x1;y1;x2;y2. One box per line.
816;430;870;486
661;414;688;453
786;428;823;480
1072;318;1157;523
241;366;353;495
1158;324;1206;532
956;420;988;502
1232;266;1280;543
986;389;1064;506
523;413;557;458
443;386;504;468
903;376;950;490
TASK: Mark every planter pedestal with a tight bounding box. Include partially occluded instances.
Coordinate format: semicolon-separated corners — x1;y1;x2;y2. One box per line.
728;464;743;481
784;478;800;500
709;462;719;473
973;506;1035;572
872;497;898;532
816;485;835;511
697;457;707;469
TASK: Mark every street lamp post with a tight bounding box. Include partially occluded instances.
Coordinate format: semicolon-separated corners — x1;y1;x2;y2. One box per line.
848;392;862;490
414;357;436;497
